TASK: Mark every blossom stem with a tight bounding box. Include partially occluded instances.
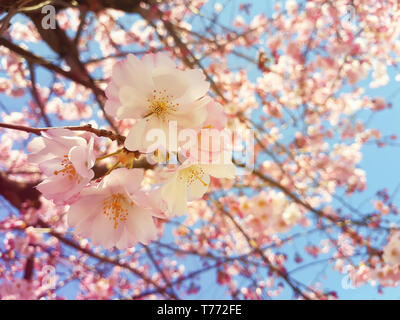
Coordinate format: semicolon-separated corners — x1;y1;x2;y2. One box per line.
106;161;121;176
96;149;123;162
143;112;154;118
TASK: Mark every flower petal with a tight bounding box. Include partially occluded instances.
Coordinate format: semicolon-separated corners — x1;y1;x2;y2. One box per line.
36;175;74;195
124;118;148;152
174;69;210;105
118;85;149;119
69;146;94;179
125;117;166;152
125;206;157;245
101;168;143;194
173;102;208;129
187;173;210;201
67;192;103;228
161;175;188;216
202;163;236;179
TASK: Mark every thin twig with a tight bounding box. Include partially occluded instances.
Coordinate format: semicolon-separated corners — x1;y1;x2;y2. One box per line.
0;122;125;144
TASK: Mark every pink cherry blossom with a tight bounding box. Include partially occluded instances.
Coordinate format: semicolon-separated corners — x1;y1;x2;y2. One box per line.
383;231;400;266
0;279;37;300
67;168;158;249
105;52;210;152
28;128;96;204
203;101;227;130
161;158;236;216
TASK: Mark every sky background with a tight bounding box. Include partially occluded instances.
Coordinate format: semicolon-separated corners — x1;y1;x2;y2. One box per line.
1;0;400;299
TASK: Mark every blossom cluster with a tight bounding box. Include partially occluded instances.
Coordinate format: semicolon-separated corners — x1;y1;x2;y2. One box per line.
27;53;236;249
239;190;305;237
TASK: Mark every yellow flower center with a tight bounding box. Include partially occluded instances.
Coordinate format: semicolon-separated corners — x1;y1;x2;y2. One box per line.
179;166;208;187
54;155;81;183
147;89;178;120
102;193;133;229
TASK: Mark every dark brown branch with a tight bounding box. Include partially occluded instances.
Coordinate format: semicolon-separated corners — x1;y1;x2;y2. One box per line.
23;253;35;281
0;37;95;89
0;0;149;14
27;62;51;126
0;171;41;209
0;122;125;144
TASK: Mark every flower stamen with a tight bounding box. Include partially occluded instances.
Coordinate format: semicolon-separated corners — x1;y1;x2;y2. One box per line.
54;155;81;183
102;193;132;229
180;166;208;187
191;168;208;186
147;89;178;120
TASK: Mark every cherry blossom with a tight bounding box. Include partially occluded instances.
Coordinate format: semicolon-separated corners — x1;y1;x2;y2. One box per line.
0;279;37;300
105;52;210;152
161;158;236;216
383;231;400;266
27;128;96;204
67;168;158;249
